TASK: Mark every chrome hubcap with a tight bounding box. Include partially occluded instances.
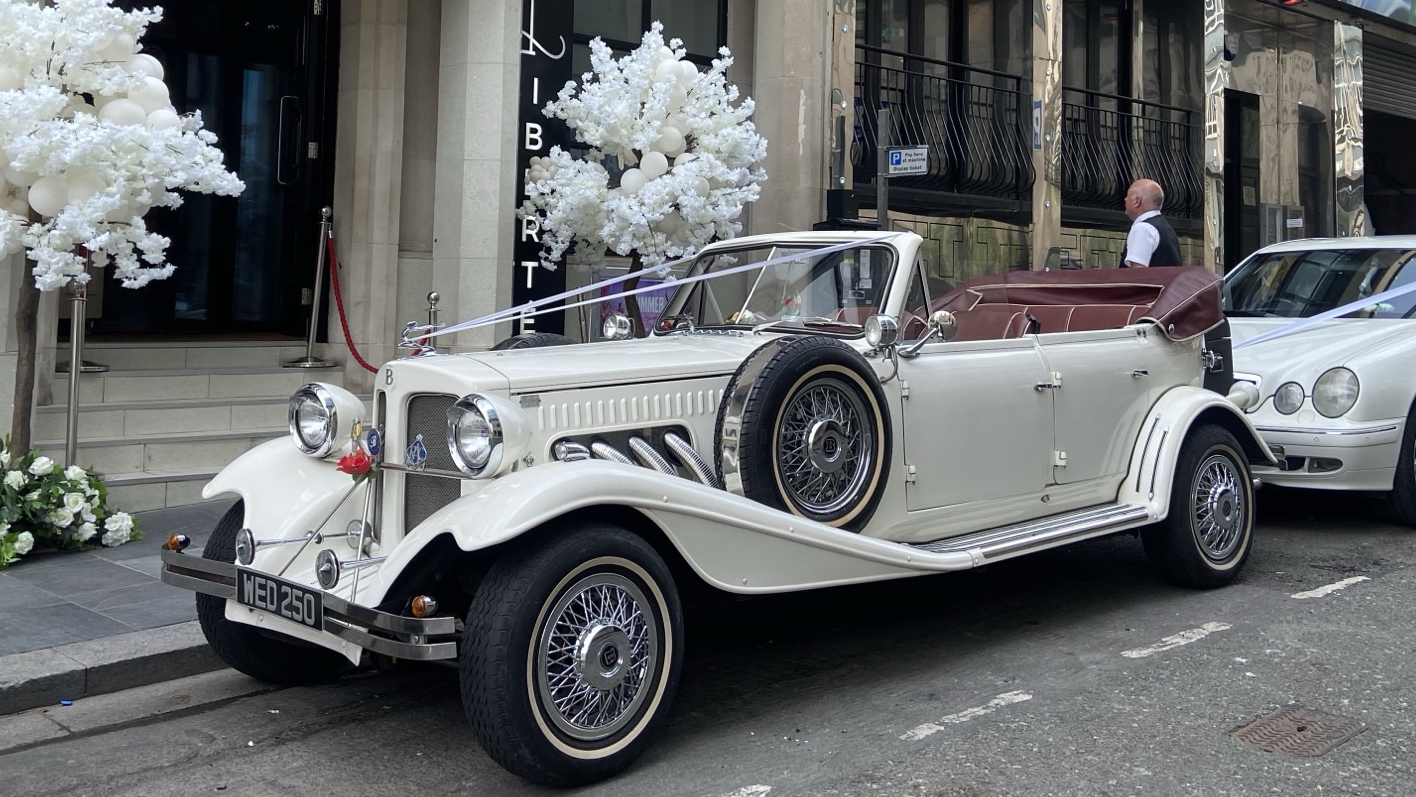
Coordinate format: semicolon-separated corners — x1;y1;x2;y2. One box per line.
1193;453;1245;561
537;573;657;741
778;379;874;515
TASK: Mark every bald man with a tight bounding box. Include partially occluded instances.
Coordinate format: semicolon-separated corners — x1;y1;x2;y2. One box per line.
1120;178;1182;268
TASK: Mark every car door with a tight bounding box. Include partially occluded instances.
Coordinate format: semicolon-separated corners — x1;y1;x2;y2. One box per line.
897;337;1055;512
1032;328;1156;489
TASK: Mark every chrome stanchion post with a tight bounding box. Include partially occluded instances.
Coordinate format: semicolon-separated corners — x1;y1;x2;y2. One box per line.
285;206;336;368
64;276;87;466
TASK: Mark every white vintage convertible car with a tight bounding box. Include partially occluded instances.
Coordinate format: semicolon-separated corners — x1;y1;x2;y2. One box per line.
1223;236;1416;525
161;231;1272;785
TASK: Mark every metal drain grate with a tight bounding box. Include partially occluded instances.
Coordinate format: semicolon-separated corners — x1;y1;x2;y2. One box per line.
1233;706;1366;756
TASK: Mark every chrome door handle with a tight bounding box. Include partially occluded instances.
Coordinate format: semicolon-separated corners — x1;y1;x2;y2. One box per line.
1131;369;1149;378
1034;382;1057;391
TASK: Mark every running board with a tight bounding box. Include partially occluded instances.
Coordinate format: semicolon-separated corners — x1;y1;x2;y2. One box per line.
909;504;1152;561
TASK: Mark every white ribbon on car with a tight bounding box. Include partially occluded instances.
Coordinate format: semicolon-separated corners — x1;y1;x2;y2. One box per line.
420;235;897;340
1232;278;1416;350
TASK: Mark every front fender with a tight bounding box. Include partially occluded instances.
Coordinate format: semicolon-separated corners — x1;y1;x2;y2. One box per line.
1118;385;1277;517
371;461;975;597
202;437;357;545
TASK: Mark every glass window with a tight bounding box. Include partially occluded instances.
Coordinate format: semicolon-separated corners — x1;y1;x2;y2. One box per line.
574;0;642;43
1224;248;1416;318
657;0;718;55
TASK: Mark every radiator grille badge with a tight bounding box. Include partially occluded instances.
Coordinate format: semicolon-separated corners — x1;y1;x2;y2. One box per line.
406;434;428;472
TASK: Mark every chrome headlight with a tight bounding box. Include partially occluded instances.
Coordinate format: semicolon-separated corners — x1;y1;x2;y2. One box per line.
288;383;365;457
446;394;529;478
1272;382;1304;415
864;314;899;348
289;384;338;456
1313;368;1359;418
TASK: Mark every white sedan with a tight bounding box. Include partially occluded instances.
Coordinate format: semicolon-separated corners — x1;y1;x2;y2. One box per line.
1223;236;1416;525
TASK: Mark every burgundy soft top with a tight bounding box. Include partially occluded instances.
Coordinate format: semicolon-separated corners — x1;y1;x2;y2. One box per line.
931;266;1224;341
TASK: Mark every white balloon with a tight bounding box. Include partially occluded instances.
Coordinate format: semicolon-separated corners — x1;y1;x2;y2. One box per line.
98;32;136;63
674;152;697;165
4;166;39;187
100;98;147;126
652;126;684;156
667;85;687;111
27;177;69;217
656;46;676;63
125;53;164;80
660;210;684;233
147;108;181;129
128;76;170;113
693;177;711;196
619;168;646;194
62;97;98;119
0;174;9;195
0;66;21;91
666;114;689;133
6;197;30;217
654;59;680;83
678;61;698;84
104;204;133;223
640;151;668;179
66;170;107;204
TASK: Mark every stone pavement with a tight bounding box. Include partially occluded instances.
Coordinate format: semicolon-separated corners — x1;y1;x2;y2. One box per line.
0;500;236;714
0;500;233;655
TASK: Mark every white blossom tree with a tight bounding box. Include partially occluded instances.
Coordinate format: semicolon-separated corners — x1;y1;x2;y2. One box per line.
519;22;767;335
0;0;244;452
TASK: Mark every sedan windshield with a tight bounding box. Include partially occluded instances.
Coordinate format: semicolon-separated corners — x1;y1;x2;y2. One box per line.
660;244;895;331
1223;247;1416;319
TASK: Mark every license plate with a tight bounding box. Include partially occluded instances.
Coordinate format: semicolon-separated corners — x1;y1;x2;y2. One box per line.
236;568;324;631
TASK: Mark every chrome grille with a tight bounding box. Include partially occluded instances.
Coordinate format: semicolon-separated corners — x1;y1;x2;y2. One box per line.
404;394;460;532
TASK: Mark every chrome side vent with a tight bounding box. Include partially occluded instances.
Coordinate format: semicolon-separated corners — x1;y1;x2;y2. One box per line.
628;436;677;475
664;432;719;489
552;426;719;489
590;440;636;466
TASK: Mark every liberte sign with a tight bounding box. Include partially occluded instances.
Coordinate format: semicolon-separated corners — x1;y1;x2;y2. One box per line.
512;0;573;335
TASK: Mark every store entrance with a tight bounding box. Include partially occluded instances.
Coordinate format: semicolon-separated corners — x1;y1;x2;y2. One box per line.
92;0;336;337
1223;90;1261;272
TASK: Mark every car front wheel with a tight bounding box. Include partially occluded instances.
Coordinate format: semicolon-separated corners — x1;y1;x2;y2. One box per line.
1376;402;1416;527
1142;424;1255;589
461;524;683;786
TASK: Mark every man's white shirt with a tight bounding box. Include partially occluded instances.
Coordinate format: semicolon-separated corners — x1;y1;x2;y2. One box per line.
1125;210;1162;267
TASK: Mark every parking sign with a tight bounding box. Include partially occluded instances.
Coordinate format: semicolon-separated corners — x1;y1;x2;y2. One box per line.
885;146;928;176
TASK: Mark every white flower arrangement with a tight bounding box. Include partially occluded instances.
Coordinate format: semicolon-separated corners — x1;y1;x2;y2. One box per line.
0;0;244;291
519;21;767;272
1;439;141;568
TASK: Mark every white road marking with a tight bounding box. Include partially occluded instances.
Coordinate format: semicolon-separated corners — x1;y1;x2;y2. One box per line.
1292;576;1369;600
1121;622;1232;659
900;691;1034;741
722;787;771;797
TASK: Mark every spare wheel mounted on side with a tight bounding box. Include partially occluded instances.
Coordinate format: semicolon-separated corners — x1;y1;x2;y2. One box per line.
715;335;892;531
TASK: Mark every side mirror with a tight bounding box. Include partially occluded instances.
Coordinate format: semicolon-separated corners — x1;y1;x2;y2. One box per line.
929;310;957;343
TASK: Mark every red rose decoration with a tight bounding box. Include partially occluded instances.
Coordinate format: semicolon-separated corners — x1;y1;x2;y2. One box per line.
336;449;375;484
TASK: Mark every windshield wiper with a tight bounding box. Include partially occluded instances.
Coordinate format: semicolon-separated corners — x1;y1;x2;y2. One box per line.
750;317;861;334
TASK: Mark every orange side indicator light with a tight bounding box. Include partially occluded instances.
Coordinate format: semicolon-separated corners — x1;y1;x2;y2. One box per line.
165;533;191;552
410;595;439;618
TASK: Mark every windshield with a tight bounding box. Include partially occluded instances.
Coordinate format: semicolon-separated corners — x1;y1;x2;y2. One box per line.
660;244;896;332
1223;247;1416;319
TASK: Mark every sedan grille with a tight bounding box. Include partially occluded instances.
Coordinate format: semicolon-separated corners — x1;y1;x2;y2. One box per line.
404;394;460;532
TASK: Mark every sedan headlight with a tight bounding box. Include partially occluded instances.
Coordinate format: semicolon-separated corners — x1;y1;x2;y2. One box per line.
446;394;528;478
288;383;365;457
1312;368;1359;418
1272;382;1304;415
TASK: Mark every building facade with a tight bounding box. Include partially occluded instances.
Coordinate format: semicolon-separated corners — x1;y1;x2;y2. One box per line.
4;0;1416;486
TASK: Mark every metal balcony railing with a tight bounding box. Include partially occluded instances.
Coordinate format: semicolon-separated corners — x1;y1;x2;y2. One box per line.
1061;87;1203;219
853;45;1033;205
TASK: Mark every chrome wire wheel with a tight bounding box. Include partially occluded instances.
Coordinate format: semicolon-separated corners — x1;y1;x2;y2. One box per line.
535;572;658;743
1192;452;1245;562
776;377;875;516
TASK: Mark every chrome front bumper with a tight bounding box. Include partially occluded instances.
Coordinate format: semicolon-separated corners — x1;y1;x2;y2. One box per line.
160;549;458;660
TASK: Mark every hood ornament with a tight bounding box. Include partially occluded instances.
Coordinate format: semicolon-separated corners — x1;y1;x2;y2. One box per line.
399;292;445;357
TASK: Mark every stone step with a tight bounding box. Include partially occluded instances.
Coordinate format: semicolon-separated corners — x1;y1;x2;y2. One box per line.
33;396;299;441
103;469;222;513
35;429;286;478
62;340;332;371
51;366;346;404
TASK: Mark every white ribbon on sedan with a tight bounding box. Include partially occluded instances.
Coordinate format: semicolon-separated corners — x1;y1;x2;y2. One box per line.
1233;279;1416;350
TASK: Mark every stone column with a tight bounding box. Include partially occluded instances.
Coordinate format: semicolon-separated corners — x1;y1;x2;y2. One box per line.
1202;0;1229;272
1029;0;1063;269
749;0;832;234
0;253;21;440
332;0;409;390
431;0;521;350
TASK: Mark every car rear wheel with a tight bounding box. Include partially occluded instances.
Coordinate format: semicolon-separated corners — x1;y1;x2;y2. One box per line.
195;502;350;685
1142;425;1255;588
461;524;683;786
1376;402;1416;527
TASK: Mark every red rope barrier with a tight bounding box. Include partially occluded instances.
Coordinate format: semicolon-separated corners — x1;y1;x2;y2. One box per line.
325;234;379;374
